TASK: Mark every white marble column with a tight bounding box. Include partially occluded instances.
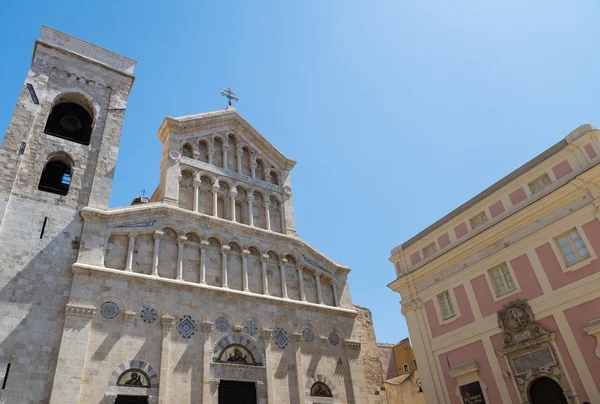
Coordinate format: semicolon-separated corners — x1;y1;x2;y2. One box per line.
261;253;269;295
298;265;306;302
199;240;209;284
315;270;324;304
223;145;229;169
152;231;163;277
230;189;238;222
242;249;250;292
247;192;255;227
193;182;200;212
212;184;219;216
221;245;230;288
125;232;136;272
251;161;257;178
208;145;214;165
176;236;187;281
279;206;286;234
280;257;288;299
158;317;174;404
264;200;271;231
236;150;243;173
332;280;340;307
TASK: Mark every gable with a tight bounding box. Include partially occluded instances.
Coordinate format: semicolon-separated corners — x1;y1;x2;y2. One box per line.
158;108;296;171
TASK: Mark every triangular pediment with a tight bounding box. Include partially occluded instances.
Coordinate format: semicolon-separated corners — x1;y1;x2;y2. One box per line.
157;108;296;171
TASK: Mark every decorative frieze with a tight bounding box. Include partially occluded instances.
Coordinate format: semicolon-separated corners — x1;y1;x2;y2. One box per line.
124;311;137;323
202;321;215;333
161;317;175;331
65;304;95;317
344;340;361;350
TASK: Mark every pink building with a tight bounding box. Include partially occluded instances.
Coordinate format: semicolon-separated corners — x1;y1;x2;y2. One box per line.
388;125;600;404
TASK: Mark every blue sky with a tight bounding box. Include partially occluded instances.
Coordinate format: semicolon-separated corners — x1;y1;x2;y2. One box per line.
1;0;599;344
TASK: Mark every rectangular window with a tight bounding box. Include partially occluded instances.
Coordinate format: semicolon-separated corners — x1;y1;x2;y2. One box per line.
469;211;488;230
556;229;590;266
403;364;409;373
423;242;437;258
528;173;552;194
437;291;455;320
488;263;516;297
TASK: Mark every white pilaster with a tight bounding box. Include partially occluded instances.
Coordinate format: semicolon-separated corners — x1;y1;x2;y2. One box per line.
158;317;174;404
264;200;271;231
193;182;200;212
247;192;255;227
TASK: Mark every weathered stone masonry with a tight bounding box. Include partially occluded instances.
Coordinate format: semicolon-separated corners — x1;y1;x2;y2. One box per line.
0;26;385;404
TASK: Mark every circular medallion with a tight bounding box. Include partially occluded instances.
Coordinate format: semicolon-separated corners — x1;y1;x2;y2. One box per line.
140;305;158;324
328;331;340;346
100;301;119;319
244;319;258;336
215;316;230;332
302;328;315;343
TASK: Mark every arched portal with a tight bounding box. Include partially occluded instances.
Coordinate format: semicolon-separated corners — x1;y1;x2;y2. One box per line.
529;377;567;404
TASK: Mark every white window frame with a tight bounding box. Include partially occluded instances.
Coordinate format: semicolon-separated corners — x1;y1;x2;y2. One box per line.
422;242;437;259
435;290;460;324
469;211;488;230
528;173;552;195
403;364;409;373
486;262;520;301
550;225;596;273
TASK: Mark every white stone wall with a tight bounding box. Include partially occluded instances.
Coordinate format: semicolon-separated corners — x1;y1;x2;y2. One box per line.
0;28;134;403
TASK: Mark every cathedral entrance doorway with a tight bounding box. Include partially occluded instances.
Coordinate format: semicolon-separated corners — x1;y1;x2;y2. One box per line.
218;380;257;404
529;377;567;404
114;395;148;404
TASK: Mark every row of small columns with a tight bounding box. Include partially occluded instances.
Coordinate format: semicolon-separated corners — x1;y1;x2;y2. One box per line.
188;183;285;232
201;142;276;181
123;231;339;307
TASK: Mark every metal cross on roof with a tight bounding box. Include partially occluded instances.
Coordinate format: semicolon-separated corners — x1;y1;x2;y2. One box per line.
221;87;239;107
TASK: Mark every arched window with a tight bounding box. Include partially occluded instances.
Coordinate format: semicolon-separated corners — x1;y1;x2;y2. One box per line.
213;138;224;167
199;141;209;162
256;160;265;181
241;147;251;176
227;134;237;171
38;155;72;195
44;96;94;145
182;143;193;158
310;382;333;397
270;171;279;185
269;197;282;233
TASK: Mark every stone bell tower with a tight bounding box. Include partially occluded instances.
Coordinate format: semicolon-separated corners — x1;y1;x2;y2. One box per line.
0;27;135;403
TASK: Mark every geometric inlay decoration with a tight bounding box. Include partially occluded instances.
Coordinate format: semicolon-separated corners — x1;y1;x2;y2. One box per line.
215;316;230;332
273;327;290;349
117;368;150;387
328;331;340;346
302;327;315;343
244;319;258;336
140;305;158;324
100;301;120;319
177;315;197;339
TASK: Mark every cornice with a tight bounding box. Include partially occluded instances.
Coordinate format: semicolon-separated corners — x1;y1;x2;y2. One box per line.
389;169;598;291
80;204;350;277
71;263;357;317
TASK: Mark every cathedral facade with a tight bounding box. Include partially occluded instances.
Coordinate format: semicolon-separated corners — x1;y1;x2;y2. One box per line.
0;27;384;404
